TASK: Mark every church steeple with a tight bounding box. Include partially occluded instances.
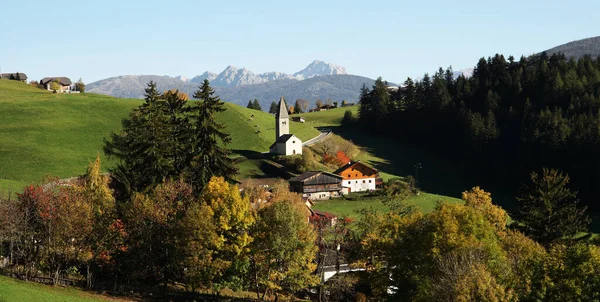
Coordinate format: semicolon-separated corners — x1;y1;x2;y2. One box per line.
275;96;290;139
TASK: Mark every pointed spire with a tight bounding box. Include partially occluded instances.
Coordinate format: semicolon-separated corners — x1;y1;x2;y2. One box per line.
276;96;289;119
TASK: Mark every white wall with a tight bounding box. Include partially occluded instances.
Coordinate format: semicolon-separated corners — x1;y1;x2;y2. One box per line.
343;177;376;193
283;136;302;156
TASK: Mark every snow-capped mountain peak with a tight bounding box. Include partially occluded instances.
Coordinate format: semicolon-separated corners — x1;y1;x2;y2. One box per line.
181;60;348;88
293;60;347;79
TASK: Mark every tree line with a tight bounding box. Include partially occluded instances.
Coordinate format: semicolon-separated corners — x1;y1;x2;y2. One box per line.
358;53;600;210
2;162;597;300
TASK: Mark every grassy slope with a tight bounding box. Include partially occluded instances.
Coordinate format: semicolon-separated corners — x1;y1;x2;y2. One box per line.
0;80;319;191
220;103;320;152
302;106;467;216
0;275;127;302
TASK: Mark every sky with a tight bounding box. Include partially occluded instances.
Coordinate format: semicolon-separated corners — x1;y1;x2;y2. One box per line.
1;0;599;84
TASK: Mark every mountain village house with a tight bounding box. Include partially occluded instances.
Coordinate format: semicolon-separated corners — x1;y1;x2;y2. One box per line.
40;77;72;92
334;161;382;193
0;73;27;82
270;97;302;155
289;171;343;200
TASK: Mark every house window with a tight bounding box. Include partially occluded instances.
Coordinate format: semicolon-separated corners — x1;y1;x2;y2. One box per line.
355;181;358;184
355;174;358;177
292;141;295;143
363;180;365;183
369;180;372;183
347;181;351;185
293;149;296;155
282;121;286;125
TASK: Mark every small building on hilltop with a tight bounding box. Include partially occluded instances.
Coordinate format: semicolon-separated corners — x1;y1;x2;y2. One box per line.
40;77;72;92
270;96;303;155
0;72;28;82
289;171;343;200
334;161;382;193
292;116;305;123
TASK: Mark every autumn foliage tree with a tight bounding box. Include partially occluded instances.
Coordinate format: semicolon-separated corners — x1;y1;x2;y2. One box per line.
249;200;318;300
182;177;254;292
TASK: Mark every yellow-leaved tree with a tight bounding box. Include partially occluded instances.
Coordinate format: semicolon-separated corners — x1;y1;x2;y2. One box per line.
249;200;318;300
462;186;508;231
183;176;254;292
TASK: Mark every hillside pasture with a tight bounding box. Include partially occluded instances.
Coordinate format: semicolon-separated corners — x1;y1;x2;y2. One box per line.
0;275;129;302
0;80;320;191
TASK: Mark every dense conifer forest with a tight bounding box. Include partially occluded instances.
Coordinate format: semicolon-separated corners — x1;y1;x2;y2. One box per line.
359;52;600;211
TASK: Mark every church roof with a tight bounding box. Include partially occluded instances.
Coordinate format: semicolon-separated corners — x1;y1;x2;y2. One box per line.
274;134;295;144
276;96;289;119
269;134;300;149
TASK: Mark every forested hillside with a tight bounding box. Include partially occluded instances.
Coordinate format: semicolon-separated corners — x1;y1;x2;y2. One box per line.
359;52;600;211
545;36;600;59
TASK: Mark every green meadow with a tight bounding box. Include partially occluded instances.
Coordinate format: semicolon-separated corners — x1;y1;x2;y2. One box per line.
0;275;128;302
0;79;319;191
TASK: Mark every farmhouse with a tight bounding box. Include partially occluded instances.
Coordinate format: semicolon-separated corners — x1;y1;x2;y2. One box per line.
40;77;72;92
334;161;382;193
292;116;305;123
270;96;303;155
0;73;27;82
289;171;343;200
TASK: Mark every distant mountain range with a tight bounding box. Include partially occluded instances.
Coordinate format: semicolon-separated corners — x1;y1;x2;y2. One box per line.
544;36;600;59
87;60;368;109
87;37;600;109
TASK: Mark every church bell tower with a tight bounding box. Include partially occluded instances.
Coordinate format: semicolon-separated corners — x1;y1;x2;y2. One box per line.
275;96;290;139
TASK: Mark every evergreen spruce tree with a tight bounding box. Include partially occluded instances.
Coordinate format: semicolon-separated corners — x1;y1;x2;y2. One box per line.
188;79;237;194
104;81;182;196
247;100;254;109
358;83;371;123
252;99;262;111
269;101;278;114
515;168;589;246
103;82;195;199
15;72;21;81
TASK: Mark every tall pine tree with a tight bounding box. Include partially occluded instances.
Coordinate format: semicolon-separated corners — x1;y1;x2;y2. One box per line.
269;101;278;114
514;168;589;246
252;99;262;111
104;81;184;196
188;80;237;194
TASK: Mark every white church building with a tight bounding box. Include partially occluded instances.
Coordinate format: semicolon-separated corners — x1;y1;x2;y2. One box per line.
270;97;303;156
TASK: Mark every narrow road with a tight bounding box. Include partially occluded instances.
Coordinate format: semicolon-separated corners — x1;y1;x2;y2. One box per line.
303;130;332;146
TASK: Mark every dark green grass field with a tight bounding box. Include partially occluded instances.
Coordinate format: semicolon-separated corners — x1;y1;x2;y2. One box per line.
0;275;128;302
0;80;319;191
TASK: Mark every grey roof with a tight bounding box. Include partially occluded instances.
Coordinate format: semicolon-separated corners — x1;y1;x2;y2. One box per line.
289;171;343;183
276;96;289;119
274;134;295;144
40;77;72;86
0;73;27;80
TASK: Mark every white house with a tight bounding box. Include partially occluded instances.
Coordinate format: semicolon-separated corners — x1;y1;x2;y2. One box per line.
334;161;381;193
40;77;72;92
270;96;303;155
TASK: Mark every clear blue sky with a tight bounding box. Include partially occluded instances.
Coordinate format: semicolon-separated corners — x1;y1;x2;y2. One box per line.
1;0;598;83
